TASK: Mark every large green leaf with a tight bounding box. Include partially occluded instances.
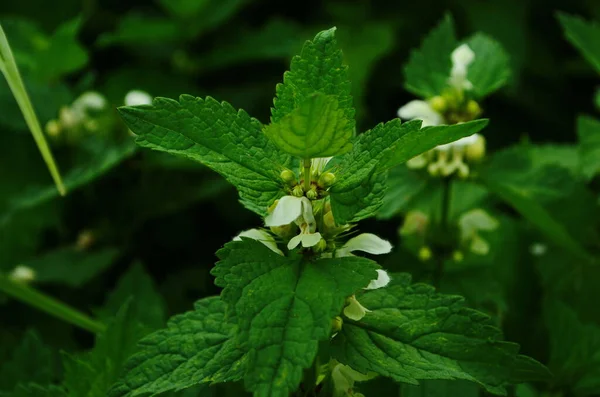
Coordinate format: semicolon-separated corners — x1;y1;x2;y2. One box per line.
271;27;354;128
404;14;458;98
108;297;245;397
557;13;600;74
331;274;550;395
465;33;511;98
577;115;600;180
213;238;379;396
63;302;147;397
119;96;294;216
264;93;353;158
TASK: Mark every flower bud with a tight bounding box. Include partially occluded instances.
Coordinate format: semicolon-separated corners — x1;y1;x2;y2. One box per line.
292;185;304;197
331;316;343;333
46;119;61;138
429;95;447;113
306;186;318;200
314;237;327;252
317;172;336;188
9;265;36;284
76;229;95;251
124;90;152;106
280;169;296;186
418;246;432;262
452;250;464;262
464;134;486;162
466;100;481;118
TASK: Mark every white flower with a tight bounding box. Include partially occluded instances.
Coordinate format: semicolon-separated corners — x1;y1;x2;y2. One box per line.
311;157;333;176
343;295;370;321
530;243;547;256
436;133;480;151
365;269;391;290
448;44;475;91
72;91;107;113
335;233;392;257
397;100;444;127
331;363;375;397
234;229;283;256
124;90;153;106
458;209;499;255
9;265;36;283
265;196;305;227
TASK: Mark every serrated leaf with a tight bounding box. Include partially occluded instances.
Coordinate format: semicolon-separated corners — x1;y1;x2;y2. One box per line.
63;302;147;397
21;246;119;287
331;274;550;395
119;95;294;216
99;262;166;330
404;14;458;98
108;296;244;397
264;93;353;158
465;33;511;98
213;238;379;396
0;330;53;392
557;13;600;74
577;115;600;180
545;299;600;396
326;119;487;224
271;27;354;128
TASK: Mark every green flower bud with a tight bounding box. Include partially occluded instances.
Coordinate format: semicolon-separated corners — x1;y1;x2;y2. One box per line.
292;185;304;197
280;169;296;185
46;119;61;138
331;316;343;333
306;186;318;200
314;238;327;252
452;250;464;262
318;172;336;188
418;246;432;262
429;95;447;113
464;134;486;162
270;224;296;238
466;100;481;118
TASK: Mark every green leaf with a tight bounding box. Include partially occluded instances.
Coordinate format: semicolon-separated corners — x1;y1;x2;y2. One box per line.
545;299;600;395
557;13;600;74
577;115;600;180
119;95;294;216
331;274;550;395
376;166;429;219
327;119;487;224
465;33;511;98
20;246;119;287
213;238;379;396
63;302;147;397
401;380;480;397
9;384;66;397
97;15;180;47
108;296;244;397
264;93;353;158
404;14;458;98
271;27;354;128
0;330;53;392
158;0;246;37
98;262;167;330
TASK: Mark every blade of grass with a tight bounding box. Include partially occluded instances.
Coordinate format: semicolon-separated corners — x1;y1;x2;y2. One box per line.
0;24;66;196
0;272;106;334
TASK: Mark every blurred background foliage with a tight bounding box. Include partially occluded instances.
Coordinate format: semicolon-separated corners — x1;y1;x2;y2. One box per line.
1;0;600;396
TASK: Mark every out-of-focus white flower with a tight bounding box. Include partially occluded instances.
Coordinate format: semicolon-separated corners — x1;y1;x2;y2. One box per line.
458;209;499;255
335;233;392;257
9;265;36;284
124;90;153;106
331;363;375;397
397;100;444;127
234;229;283;256
530;243;547;257
436;133;480;151
448;44;475;91
72;91;108;113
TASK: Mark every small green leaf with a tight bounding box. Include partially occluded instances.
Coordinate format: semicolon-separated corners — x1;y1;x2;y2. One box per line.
404;14;458;98
21;247;119;287
557;13;600;74
108;297;244;397
213;238;379;396
119;96;294;216
0;330;53;392
271;27;354;128
465;33;511;98
98;262;167;330
331;274;550;395
577;115;600;180
63;302;147;397
264;93;353;158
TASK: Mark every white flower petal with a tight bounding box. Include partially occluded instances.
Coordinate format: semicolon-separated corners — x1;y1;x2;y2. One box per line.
449;44;475;91
365;269;391;290
265;196;303;226
234;229;283;256
298;197;316;232
339;233;392;256
72;91;107;112
331;363;374;395
287;234;303;250
301;232;322;248
397;100;443;127
9;265;36;283
436;133;480;151
343;296;370;321
451;44;475;69
312;157;333;175
125;90;153;106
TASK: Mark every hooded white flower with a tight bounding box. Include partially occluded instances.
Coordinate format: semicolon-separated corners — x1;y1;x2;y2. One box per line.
458;208;499;255
448;44;475;91
331;363;375;397
311;157;333;176
124;90;153;106
365;269;391;290
72;91;107;113
9;265;36;283
234;229;283;256
397;100;444;127
335;233;392;257
343;295;370;321
265;196;322;250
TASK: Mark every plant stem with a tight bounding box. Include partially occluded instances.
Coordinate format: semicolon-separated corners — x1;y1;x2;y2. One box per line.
433;176;452;287
303;158;312;192
0;274;106;334
0;24;66;196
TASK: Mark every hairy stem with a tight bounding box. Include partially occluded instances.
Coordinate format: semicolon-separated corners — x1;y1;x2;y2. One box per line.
0;274;106;334
433;176;452;287
303;158;312;192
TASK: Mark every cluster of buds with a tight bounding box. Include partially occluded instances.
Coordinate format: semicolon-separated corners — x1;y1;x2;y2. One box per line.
280;157;337;200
